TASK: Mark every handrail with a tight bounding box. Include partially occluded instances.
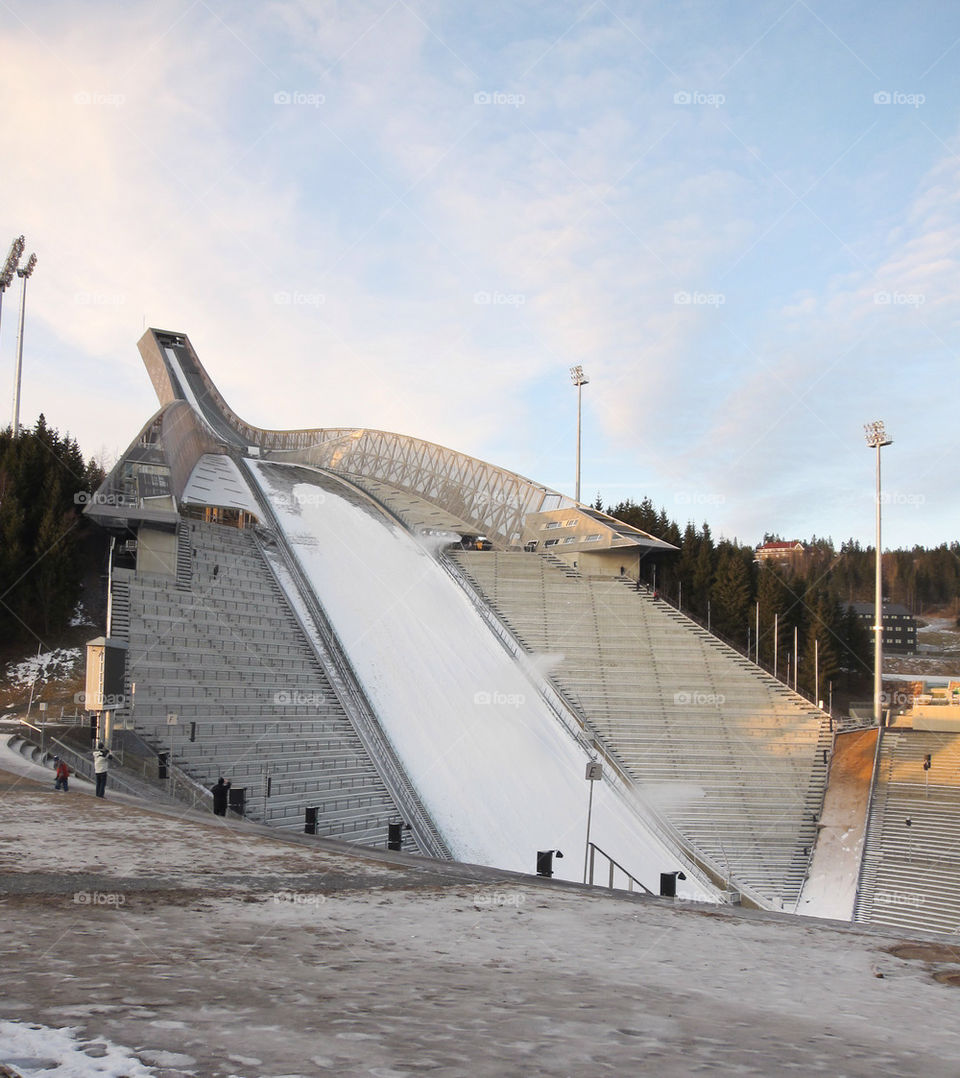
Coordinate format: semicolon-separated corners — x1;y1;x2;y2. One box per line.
18;730;144;800
235;457;451;860
15;714;215;809
586;842;655;895
852;725;887;920
115;725;215;810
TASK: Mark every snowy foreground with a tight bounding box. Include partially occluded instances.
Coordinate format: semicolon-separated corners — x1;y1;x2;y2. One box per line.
250;462;708;898
4;742;960;1077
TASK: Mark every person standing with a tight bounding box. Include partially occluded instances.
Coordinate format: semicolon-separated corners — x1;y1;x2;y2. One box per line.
93;742;113;798
53;756;71;792
211;777;231;816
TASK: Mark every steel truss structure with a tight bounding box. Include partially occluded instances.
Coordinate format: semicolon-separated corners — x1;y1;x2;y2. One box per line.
137;328;665;552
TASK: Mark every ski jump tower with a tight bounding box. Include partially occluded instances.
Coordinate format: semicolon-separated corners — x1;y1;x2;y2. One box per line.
85;329;832;910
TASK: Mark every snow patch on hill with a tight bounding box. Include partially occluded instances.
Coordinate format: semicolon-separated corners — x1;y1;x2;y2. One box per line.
5;647;82;688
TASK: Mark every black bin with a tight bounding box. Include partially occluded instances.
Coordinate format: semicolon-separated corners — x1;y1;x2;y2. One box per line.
228;787;246;817
537;850;562;878
304;806;318;835
659;871;686;897
388;823;404;851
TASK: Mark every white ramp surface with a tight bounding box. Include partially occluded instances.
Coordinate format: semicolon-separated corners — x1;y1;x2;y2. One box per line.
251;461;708;896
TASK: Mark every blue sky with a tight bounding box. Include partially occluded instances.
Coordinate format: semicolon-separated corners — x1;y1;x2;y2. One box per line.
1;1;958;549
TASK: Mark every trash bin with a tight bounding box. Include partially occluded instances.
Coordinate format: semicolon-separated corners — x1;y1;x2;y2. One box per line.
228;787;246;817
388;822;404;851
659;870;686;897
537;850;563;877
304;807;318;835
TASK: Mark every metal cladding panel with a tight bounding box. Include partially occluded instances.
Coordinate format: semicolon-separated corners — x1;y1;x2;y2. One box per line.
160;401;223;502
138;329;180;407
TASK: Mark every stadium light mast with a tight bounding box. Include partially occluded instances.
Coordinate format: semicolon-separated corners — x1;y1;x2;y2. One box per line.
0;234;25;360
12;250;37;437
865;420;892;726
570;365;589;503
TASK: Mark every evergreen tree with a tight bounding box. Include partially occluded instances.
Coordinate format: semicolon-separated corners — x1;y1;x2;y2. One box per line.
31;479;80;634
711;545;752;644
693;523;715;618
0;417;104;642
800;584;843;700
756;565;792;670
0;491;26;637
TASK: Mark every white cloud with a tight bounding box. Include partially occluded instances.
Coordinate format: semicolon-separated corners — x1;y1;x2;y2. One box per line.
0;1;956;548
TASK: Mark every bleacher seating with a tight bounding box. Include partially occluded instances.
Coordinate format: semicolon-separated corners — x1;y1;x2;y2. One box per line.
450;550;832;908
854;728;960;934
113;520;409;848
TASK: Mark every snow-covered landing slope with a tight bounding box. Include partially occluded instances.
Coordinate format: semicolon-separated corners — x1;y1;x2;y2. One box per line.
250;461;713;898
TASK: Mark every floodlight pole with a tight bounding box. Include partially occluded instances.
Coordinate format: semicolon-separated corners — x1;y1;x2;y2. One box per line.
12;251;37;437
570;365;589;503
865;421;892;726
1;236;25;421
0;235;24;321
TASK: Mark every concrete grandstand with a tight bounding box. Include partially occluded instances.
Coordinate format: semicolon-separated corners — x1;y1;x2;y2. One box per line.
84;328;840;911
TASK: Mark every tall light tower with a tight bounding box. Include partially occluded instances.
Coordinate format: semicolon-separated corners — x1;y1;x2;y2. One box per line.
570;364;589;503
865;420;892;726
0;235;25;352
12;250;37;437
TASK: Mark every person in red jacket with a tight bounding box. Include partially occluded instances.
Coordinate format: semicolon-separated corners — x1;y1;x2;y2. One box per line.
53;756;71;792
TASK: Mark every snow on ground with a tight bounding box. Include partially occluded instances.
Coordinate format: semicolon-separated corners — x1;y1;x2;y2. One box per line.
918;617;960;636
0;737;392;886
885;672;960;685
2;734;95;792
798;729;876;921
251;462;711;899
69;601;93;628
5;648;82;688
4;768;960;1077
0;1019;157;1078
885;617;960;681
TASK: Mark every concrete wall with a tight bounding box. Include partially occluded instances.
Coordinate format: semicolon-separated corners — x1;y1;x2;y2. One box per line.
137;526;178;576
551;548;656;579
912;707;960;732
